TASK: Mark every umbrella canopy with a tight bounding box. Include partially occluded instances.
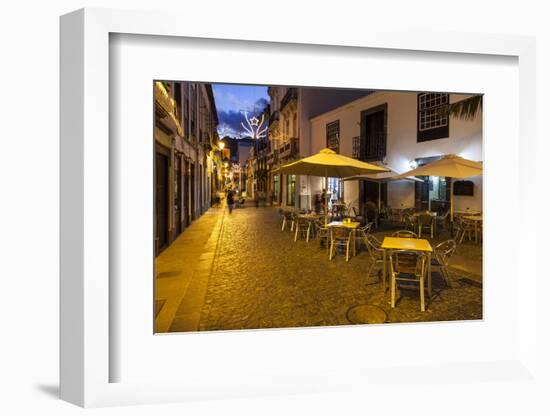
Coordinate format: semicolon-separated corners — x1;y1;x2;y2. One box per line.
273;148;388;177
273;148;388;224
394;154;482;179
395;154;483;222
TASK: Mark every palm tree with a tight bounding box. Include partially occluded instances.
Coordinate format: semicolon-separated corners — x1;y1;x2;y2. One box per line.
435;94;482;120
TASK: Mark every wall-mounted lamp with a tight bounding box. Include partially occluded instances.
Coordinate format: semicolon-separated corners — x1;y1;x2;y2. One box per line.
409;160;418;169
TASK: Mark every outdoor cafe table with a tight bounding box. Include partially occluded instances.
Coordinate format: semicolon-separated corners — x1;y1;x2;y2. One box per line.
327;220;361;257
380;237;433;296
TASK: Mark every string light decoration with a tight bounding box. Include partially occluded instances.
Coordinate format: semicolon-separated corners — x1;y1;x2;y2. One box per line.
241;111;268;140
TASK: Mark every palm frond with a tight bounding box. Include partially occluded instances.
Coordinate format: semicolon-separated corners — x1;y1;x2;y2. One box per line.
434;95;483;120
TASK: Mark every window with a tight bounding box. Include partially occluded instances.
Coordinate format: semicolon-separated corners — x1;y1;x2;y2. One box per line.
183;83;189;137
328;177;343;203
273;175;279;199
190;85;196;138
326;120;340;153
286;174;296;206
417;93;450;142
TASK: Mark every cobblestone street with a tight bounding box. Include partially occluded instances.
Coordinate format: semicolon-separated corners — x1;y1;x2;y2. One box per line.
157;204;482;332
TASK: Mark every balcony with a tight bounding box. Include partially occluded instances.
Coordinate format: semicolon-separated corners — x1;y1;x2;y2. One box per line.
278;137;299;160
269;110;279;125
280;88;298;112
267;152;277;166
154;82;183;136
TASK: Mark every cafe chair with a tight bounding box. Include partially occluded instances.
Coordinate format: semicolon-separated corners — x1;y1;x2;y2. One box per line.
392;230;418;238
294;217;312;243
356;222;373;251
417;212;435;239
281;211;295;232
329;226;352;262
314;221;330;254
365;235;385;283
435;209;450;235
432;239;457;286
389;250;428;312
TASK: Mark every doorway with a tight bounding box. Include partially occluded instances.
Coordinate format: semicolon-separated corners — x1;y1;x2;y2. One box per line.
155;148;170;255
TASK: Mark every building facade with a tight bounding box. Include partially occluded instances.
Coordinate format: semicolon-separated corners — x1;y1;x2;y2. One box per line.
309;91;483;216
267;87;373;209
154;81;220;255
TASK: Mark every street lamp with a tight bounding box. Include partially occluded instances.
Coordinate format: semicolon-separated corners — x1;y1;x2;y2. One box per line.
219;141;225;150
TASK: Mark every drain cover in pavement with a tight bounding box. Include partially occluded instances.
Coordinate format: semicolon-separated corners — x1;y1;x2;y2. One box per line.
347;305;387;324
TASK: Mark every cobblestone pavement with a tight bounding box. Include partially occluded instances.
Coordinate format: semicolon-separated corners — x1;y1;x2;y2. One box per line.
196;206;482;331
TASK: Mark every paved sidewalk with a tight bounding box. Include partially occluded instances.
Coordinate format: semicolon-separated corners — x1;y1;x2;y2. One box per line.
155;204;225;332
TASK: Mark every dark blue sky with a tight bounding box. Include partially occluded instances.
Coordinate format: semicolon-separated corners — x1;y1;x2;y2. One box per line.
212;84;269;138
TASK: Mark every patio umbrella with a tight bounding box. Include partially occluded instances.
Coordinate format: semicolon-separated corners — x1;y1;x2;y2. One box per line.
394;154;482;222
343;166;423;212
273;148;388;224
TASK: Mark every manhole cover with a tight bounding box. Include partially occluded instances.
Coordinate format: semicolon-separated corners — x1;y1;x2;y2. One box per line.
347;305;387;324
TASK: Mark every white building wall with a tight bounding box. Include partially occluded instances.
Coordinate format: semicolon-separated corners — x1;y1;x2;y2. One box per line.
309;91;483;212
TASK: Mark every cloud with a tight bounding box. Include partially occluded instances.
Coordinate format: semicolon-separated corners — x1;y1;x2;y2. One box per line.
217;100;269;137
218;109;245;136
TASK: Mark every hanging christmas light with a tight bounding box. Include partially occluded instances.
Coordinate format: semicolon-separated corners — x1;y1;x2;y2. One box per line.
241;111;268;140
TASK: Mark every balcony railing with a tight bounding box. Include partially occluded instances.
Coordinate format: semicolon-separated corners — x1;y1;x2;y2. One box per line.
278;137;299;160
280;88;298;112
352;136;361;159
154;82;183;136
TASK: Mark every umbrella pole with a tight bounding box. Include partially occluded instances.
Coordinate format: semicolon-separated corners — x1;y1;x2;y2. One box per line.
325;176;328;225
378;182;381;212
450;180;454;222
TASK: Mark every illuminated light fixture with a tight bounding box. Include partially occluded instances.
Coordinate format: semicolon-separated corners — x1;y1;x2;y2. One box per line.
241;111;268;140
409;160;418;169
219;141;225;150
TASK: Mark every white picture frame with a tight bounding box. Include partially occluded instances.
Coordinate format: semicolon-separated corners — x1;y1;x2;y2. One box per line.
60;7;542;409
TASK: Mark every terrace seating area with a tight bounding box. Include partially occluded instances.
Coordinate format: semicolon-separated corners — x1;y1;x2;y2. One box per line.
277;204;482;313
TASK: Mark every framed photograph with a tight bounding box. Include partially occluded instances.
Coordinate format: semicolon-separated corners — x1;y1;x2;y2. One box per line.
60;7;540;409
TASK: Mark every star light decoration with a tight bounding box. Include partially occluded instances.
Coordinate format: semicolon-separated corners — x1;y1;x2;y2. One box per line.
241;111;268;140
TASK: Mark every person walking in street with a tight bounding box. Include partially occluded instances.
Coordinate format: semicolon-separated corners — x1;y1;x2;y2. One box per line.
226;188;235;214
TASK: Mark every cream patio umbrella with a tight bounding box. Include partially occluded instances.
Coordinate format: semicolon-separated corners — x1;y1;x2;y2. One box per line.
273;148;389;224
394;154;483;222
343;165;423;212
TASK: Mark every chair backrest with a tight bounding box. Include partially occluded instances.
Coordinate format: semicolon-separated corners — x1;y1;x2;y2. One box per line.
392;230;418;238
418;213;433;226
365;235;383;260
434;239;456;263
330;226;351;240
357;222;372;237
389;249;426;277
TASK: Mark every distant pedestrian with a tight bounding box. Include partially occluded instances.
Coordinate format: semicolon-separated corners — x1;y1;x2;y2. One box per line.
226;189;235;214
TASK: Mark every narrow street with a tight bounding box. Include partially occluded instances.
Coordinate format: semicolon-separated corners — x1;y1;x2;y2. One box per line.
156;204;482;333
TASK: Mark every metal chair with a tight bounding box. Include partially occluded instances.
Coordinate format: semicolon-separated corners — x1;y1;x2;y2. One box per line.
329;226;352;261
454;216;476;244
435;210;450;235
364;234;385;283
417;212;434;238
388;250;428;312
281;211;295;232
392;230;418;238
314;221;330;254
432;239;457;286
294;217;312;242
356;222;373;251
